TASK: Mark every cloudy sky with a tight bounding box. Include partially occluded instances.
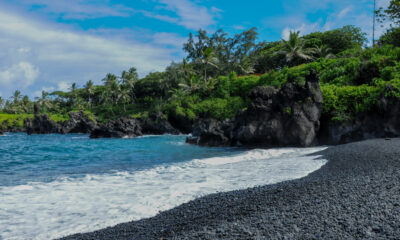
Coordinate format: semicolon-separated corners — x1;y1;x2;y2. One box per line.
0;0;390;98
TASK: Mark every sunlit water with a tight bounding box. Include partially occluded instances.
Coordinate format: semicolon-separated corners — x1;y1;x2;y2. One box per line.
0;133;327;240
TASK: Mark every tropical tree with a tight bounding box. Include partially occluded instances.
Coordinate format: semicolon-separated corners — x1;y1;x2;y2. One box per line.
312;45;335;59
84;80;95;108
102;73;118;87
12;90;22;104
121;68;138;102
118;86;130;112
278;31;314;65
35;91;52;112
377;0;400;27
196;47;219;82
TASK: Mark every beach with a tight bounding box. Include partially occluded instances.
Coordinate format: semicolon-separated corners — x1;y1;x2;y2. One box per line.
60;138;400;239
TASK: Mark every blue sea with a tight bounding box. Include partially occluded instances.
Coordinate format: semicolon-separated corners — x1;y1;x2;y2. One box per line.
0;133;327;240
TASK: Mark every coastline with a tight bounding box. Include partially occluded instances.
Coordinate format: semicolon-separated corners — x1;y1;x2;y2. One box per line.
59;137;400;239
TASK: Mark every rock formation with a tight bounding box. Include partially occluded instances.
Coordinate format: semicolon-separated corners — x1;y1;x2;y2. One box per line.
61;111;97;134
141;112;180;135
188;70;324;147
319;85;400;144
90;117;142;138
25;114;62;135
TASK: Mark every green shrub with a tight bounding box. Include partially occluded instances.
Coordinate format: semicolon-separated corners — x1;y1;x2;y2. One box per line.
321;84;381;121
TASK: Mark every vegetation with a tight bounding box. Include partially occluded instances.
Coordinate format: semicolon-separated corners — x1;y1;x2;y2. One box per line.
1;2;400;130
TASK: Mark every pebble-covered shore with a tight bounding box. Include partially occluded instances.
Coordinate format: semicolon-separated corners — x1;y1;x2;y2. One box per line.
59;138;400;239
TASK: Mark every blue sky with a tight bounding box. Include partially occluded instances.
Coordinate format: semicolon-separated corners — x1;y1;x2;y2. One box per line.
0;0;390;98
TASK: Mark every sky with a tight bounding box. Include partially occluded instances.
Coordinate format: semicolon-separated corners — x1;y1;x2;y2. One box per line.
0;0;391;98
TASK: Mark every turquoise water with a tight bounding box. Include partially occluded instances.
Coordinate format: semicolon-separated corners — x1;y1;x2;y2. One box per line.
0;133;241;187
0;133;327;240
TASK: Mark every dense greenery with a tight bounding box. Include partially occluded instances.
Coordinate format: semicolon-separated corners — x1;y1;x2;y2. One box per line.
1;1;400;130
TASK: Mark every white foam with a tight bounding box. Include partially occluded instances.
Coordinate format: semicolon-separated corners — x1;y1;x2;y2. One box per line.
0;147;327;240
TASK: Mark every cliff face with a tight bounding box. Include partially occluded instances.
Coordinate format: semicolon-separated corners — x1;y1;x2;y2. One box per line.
25;111;97;135
188;72;400;148
188;70;324;147
319;85;400;145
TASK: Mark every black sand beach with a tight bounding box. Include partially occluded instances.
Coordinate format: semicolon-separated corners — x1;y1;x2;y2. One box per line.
59;138;400;239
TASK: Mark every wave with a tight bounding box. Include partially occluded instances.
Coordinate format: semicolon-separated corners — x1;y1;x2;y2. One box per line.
0;146;327;240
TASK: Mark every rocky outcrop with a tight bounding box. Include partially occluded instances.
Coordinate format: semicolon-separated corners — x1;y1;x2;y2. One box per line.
25;115;62;135
61;111;97;134
0;120;26;133
188;70;324;147
141;112;180;135
90;118;142;138
25;111;98;135
0;130;3;136
319;85;400;145
168;112;194;134
187;119;233;146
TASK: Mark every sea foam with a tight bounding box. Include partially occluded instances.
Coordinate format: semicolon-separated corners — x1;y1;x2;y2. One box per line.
0;147;327;240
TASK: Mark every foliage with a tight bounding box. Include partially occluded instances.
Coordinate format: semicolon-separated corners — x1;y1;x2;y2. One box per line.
379;27;400;47
1;26;400;128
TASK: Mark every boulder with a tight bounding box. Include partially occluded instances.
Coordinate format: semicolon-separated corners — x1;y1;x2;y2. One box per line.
25;114;62;135
61;111;97;134
187;70;324;147
90;117;142;139
187;119;232;147
141;112;180;135
168;112;194;134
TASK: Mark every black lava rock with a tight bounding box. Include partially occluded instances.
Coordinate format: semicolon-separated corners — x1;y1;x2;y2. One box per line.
90;117;142;138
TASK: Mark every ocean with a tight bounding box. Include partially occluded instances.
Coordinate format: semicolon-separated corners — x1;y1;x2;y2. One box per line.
0;133;327;240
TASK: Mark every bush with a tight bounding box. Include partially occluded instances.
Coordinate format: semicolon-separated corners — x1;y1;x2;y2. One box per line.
321;84;381;121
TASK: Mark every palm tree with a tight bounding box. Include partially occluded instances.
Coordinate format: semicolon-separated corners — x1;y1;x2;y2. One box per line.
0;96;3;110
103;73;118;87
121;68;138;102
312;45;335;59
196;47;219;83
84;80;95;108
118;87;130;112
278;31;314;65
12;90;22;104
69;83;78;107
35;91;52;111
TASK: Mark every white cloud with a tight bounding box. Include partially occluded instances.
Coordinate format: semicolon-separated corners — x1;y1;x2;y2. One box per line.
0;9;178;97
281;22;321;39
157;0;217;29
0;62;39;88
57;82;70;92
152;32;187;48
19;0;133;19
338;6;353;19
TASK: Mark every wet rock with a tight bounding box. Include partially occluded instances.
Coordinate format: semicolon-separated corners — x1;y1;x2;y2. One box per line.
168;112;194;134
90;117;142;138
25;114;62;135
141;112;180;135
61;111;97;134
187;119;233;147
188;70;323;147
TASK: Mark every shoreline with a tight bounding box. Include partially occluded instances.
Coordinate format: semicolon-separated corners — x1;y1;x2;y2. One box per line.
59;137;400;239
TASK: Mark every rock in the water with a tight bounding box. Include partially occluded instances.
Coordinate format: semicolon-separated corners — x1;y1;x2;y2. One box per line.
0;130;3;136
187;119;232;146
141;112;180;135
61;111;97;134
90;117;142;138
168;112;194;134
25;114;62;135
188;70;323;147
